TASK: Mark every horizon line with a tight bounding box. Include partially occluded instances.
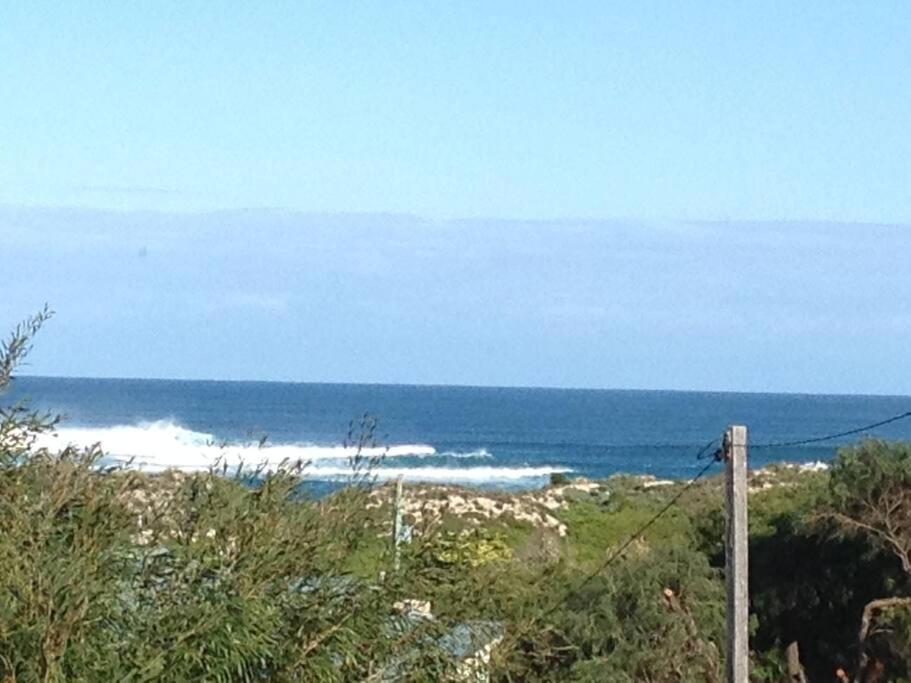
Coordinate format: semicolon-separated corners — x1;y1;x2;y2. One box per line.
16;373;911;401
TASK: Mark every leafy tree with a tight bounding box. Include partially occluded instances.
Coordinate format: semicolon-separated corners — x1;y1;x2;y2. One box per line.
0;306;57;464
828;440;911;682
749;512;904;680
829;440;911;574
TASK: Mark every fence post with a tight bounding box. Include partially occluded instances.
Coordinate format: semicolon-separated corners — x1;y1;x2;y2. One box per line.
393;475;404;572
724;425;749;683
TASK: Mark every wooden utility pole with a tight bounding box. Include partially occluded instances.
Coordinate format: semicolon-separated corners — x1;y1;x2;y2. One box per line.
785;641;808;683
724;425;749;683
393;475;404;572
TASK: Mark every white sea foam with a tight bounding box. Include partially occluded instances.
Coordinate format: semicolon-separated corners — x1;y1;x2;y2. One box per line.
32;421;561;483
293;465;569;484
434;448;492;459
35;421;432;470
798;460;830;472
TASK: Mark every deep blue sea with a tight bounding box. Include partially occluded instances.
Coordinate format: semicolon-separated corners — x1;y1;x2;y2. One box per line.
8;377;911;489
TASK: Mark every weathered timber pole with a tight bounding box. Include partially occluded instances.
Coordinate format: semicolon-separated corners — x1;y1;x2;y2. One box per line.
724;425;749;683
393;475;404;572
785;641;808;683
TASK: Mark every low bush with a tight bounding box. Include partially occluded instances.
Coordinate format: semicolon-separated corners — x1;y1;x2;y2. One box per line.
2;310;910;681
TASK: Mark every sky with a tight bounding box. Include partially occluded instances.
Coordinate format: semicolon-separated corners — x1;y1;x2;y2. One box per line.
4;209;911;395
1;3;910;393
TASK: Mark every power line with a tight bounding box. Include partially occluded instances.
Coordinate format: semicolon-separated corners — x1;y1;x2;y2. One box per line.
497;407;911;660
752;410;911;449
531;408;911;622
530;437;722;625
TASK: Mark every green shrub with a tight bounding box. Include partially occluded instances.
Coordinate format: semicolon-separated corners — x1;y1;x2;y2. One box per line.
0;311;415;681
4;309;911;682
549;472;570;487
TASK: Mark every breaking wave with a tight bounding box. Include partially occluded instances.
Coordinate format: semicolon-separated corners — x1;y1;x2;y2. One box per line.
294;465;569;484
33;420;567;484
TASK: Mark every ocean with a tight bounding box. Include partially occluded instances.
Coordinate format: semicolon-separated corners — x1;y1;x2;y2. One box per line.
7;376;911;489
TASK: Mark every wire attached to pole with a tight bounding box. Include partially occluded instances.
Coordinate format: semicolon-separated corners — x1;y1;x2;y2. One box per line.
752;410;911;449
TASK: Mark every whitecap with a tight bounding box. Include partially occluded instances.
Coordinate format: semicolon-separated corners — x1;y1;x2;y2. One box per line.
34;420;436;472
300;464;571;484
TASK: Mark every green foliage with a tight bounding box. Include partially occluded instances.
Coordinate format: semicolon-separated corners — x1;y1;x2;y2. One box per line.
3;310;911;681
0;306;58;465
0;447;141;682
829;439;911;573
749;513;904;678
871;603;911;681
0;305;52;390
831;440;911;503
826;441;911;680
428;529;512;568
549;472;570;486
557;485;694;567
747;469;827;539
0;312;413;681
733;446;911;681
0;448;409;681
502;547;725;682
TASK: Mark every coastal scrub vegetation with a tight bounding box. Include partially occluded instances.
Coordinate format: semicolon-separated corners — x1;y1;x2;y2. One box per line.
1;311;909;682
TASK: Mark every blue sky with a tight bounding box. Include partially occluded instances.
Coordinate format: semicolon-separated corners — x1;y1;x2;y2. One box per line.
4;209;910;394
1;3;910;392
2;1;909;220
